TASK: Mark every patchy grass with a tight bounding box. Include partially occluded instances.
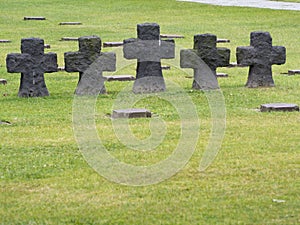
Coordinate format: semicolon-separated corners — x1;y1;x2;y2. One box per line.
0;0;299;224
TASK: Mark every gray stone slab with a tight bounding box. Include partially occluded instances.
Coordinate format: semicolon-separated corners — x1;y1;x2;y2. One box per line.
59;22;82;25
103;42;124;48
112;108;152;119
160;34;184;39
24;16;46;20
288;70;300;75
0;79;7;85
60;37;78;41
105;75;135;82
260;103;299;112
0;40;12;43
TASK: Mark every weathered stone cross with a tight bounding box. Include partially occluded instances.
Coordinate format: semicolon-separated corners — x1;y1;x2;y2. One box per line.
236;31;286;88
64;35;116;95
6;38;58;97
123;23;175;93
180;34;230;90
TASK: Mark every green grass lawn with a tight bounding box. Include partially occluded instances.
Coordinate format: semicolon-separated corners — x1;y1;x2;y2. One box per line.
1;0;300;224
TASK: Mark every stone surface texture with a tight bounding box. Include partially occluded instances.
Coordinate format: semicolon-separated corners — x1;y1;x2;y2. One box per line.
6;38;58;97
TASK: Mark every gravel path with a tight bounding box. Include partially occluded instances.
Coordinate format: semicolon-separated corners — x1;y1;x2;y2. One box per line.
178;0;300;11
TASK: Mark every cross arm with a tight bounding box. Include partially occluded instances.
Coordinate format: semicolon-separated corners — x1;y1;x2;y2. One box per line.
272;46;286;65
42;53;58;73
64;52;87;72
123;38;160;61
123;38;138;60
6;53;30;73
97;52;116;72
236;46;255;66
180;49;220;90
180;49;200;69
160;39;175;59
124;39;172;62
217;48;230;67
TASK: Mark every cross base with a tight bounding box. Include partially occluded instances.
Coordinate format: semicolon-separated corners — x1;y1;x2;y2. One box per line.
18;73;50;97
133;77;166;94
245;66;275;88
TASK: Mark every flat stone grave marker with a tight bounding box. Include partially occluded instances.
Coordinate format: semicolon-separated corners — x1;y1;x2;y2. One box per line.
0;40;11;43
260;103;299;112
0;79;7;85
236;31;286;88
160;34;184;39
105;75;135;82
59;22;82;25
161;65;171;70
216;73;228;78
58;67;65;71
288;70;300;75
24;16;46;20
60;37;78;41
227;62;248;68
6;38;58;97
103;42;124;48
0;120;11;125
64;35;116;95
180;33;230;90
217;39;230;43
123;23;175;93
112;108;152;119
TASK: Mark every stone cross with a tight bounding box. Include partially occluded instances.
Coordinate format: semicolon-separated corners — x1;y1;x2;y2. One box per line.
6;38;58;97
236;31;286;88
123;23;175;93
64;36;116;95
180;34;230;90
